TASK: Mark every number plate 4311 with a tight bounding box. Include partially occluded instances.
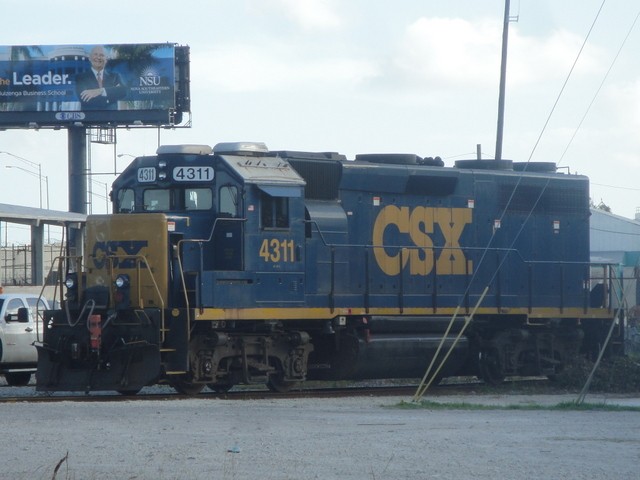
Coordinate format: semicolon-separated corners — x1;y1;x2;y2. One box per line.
259;239;296;262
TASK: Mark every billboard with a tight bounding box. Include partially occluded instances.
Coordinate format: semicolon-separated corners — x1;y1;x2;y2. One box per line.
0;43;190;127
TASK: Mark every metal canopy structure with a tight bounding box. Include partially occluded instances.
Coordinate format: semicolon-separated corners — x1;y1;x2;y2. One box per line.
0;203;86;286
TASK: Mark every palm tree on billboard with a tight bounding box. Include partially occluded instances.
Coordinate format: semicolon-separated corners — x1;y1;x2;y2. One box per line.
0;46;45;111
106;44;173;111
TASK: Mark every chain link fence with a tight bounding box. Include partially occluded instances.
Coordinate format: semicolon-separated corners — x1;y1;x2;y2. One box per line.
1;243;64;286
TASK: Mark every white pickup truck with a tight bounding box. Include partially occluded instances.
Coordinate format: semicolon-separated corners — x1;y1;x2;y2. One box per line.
0;293;50;386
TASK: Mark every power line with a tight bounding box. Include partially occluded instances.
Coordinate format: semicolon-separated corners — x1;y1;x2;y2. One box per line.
592;182;640;192
558;7;640;168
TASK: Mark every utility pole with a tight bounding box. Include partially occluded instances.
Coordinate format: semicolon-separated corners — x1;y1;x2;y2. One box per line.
494;0;511;162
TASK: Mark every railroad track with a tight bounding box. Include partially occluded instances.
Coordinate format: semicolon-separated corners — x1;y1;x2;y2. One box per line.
0;377;550;403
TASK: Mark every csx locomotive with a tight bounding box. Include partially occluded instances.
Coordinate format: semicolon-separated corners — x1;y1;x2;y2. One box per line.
36;142;619;394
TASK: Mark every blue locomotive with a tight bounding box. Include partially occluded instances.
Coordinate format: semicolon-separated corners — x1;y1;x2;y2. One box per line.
36;142;619;394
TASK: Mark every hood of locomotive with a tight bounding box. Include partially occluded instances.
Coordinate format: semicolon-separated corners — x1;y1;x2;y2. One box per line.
84;213;169;310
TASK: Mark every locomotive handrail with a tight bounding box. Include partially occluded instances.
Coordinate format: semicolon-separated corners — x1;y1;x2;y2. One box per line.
47;253;166;341
308;220;610;269
305;219;617;314
175;216;248;327
183;216;248;245
306;219;617;271
103;253;166;340
41;255;84;341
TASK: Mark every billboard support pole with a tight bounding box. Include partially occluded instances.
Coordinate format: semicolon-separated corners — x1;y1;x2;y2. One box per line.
67;126;87;261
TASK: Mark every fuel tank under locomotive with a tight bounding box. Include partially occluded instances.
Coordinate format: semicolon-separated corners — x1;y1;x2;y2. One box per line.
307;316;469;381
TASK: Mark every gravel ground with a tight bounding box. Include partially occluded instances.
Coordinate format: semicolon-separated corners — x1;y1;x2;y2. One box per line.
4;386;640;480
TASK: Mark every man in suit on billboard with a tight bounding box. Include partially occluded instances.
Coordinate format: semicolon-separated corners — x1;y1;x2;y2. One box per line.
75;45;126;110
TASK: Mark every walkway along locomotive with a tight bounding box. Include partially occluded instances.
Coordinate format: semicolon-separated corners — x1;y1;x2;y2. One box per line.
35;143;621;394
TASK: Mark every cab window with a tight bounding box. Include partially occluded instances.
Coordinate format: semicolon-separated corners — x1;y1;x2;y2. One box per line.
117;188;135;213
185;188;212;211
261;193;289;229
219;185;239;217
143;189;170;211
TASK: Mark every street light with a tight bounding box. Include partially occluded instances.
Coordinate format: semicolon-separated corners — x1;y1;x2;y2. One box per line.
89;179;109;214
4;165;48;210
0;152;44;210
4;165;50;243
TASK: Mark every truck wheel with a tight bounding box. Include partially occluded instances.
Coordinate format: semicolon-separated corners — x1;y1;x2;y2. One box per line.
5;372;31;386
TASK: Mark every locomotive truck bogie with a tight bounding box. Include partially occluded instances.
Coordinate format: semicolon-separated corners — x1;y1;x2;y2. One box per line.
176;329;314;392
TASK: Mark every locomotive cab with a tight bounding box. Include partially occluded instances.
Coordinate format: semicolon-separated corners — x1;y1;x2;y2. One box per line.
37;142;315;394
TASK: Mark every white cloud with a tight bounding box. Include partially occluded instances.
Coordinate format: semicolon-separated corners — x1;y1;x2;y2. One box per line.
394;17;502;88
604;79;640;133
393;17;603;89
250;0;343;30
193;45;378;93
508;29;603;84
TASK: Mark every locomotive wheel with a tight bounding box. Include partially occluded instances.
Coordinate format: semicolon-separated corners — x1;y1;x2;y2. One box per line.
207;383;234;393
5;372;31;387
170;376;205;395
478;348;505;386
266;373;299;393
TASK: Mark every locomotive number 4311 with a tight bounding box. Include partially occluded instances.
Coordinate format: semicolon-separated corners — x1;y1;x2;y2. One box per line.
259;238;296;262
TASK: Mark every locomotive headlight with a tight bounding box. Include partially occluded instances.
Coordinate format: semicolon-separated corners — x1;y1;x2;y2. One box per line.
158;171;167;180
114;275;131;310
114;275;130;289
64;273;78;304
65;275;76;289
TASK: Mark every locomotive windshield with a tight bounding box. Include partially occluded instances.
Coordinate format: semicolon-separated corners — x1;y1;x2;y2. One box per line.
115;186;213;213
143;189;171;211
117;188;135;213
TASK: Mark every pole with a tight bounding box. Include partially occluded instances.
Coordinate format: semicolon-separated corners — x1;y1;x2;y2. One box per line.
494;0;511;162
68;126;87;260
45;176;50;243
38;163;43;209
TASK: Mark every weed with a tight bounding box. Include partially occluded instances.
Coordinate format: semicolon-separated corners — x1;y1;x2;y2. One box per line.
391;399;640;412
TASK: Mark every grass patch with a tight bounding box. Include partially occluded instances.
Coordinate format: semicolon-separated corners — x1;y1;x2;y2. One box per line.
391;399;640;412
554;356;640;393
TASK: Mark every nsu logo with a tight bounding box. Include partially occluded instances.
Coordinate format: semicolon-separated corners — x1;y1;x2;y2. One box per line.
139;67;162;87
139;75;161;86
372;206;473;276
91;240;148;269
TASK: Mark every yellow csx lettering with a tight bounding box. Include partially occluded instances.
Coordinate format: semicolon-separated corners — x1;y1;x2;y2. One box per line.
372;206;472;276
91;240;148;269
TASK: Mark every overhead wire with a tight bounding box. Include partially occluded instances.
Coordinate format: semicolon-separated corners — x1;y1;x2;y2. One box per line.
414;0;614;402
555;7;640;169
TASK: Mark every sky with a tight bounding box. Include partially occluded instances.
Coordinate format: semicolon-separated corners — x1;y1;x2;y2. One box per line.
0;0;639;244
